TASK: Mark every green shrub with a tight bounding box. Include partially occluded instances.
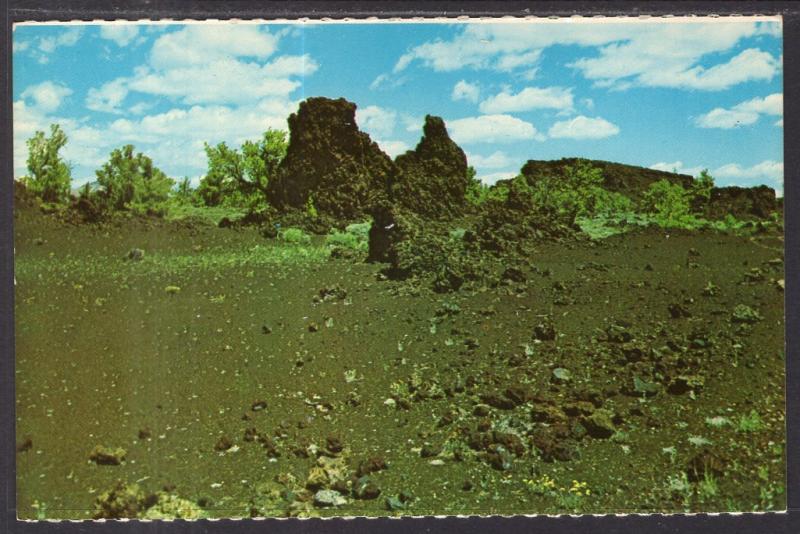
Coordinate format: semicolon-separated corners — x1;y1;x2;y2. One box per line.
22;124;72;204
641;179;703;229
197;128;287;208
94;145;175;213
737;409;764;432
325;220;371;252
280;227;311;245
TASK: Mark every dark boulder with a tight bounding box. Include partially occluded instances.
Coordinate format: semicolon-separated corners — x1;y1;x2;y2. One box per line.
393;115;470;219
701;185;779;220
267;97;396;221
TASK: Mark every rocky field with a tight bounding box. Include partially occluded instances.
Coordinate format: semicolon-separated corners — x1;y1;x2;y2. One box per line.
14;203;785;519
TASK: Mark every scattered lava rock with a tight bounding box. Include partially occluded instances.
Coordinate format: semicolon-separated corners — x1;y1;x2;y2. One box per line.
16;437;33;453
93;481;157;519
354;476;381;500
581;409;616;439
126;248;145;261
214;436;233;452
686;449;727;482
356;456;388;477
532;318;557;341
89;445;127;465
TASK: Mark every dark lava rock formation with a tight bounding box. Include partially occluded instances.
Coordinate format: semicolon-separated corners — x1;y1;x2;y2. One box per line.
392;115;470;219
520;158;694;202
702;185;779;220
471;178;579;256
267;97;395;221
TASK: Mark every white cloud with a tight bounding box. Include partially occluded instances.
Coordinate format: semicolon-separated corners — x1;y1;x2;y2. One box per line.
37;27;82;54
713;160;783;185
374;139;409;158
446;114;539;144
149;24;278;68
126;55;314;105
20;81;72;112
100;25;140;47
649;161;705;177
370;73;390;91
547;115;619;140
650;159;783;191
355;105;397;138
695;93;783;129
452;80;480;103
466;150;514;170
477;171;517;185
394;20;780;91
85;78;129;114
479;86;574;114
401;114;424;133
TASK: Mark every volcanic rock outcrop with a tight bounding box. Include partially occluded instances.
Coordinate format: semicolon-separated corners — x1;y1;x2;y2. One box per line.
392;115;470;220
702;185;779;220
267;97;396;221
520;158;694;202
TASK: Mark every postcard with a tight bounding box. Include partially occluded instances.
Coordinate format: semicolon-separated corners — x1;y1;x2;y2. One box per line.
12;16;785;519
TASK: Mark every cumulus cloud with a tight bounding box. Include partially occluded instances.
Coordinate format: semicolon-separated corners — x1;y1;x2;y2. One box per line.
452;80;480;103
374;139;409;158
477;171;517;185
649;161;706;177
126;56;313;105
695;93;783;129
714;160;783;185
547;115;620;140
85;78;129;114
149;24;278;68
650;159;783;192
20;81;73;112
393;20;780;91
446;114;540;144
466;150;515;170
100;25;140;47
355;105;397;139
479;86;573;114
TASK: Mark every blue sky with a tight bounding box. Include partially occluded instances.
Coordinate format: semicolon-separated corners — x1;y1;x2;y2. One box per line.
12;19;784;194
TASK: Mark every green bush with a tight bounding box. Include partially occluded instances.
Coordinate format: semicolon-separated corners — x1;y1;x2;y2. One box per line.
523;161;610;223
94;145;175;213
641;179;703;229
280;227;311;245
325;220;371;252
22;124;72;204
197;128;287;209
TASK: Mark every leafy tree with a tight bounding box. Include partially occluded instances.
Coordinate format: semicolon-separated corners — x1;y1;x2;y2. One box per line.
529;161;606;222
197;128;287;208
172;177;197;204
23;124;72;203
94;145;174;212
689;169;715;209
642;179;694;226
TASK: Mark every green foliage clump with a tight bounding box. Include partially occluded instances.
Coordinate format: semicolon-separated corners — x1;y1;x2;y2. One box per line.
197;128;287;209
279;227;312;245
306;195;319;219
325;220;371;252
22;124;72;204
465;167;513;206
640;179;701;229
93;145;175;215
